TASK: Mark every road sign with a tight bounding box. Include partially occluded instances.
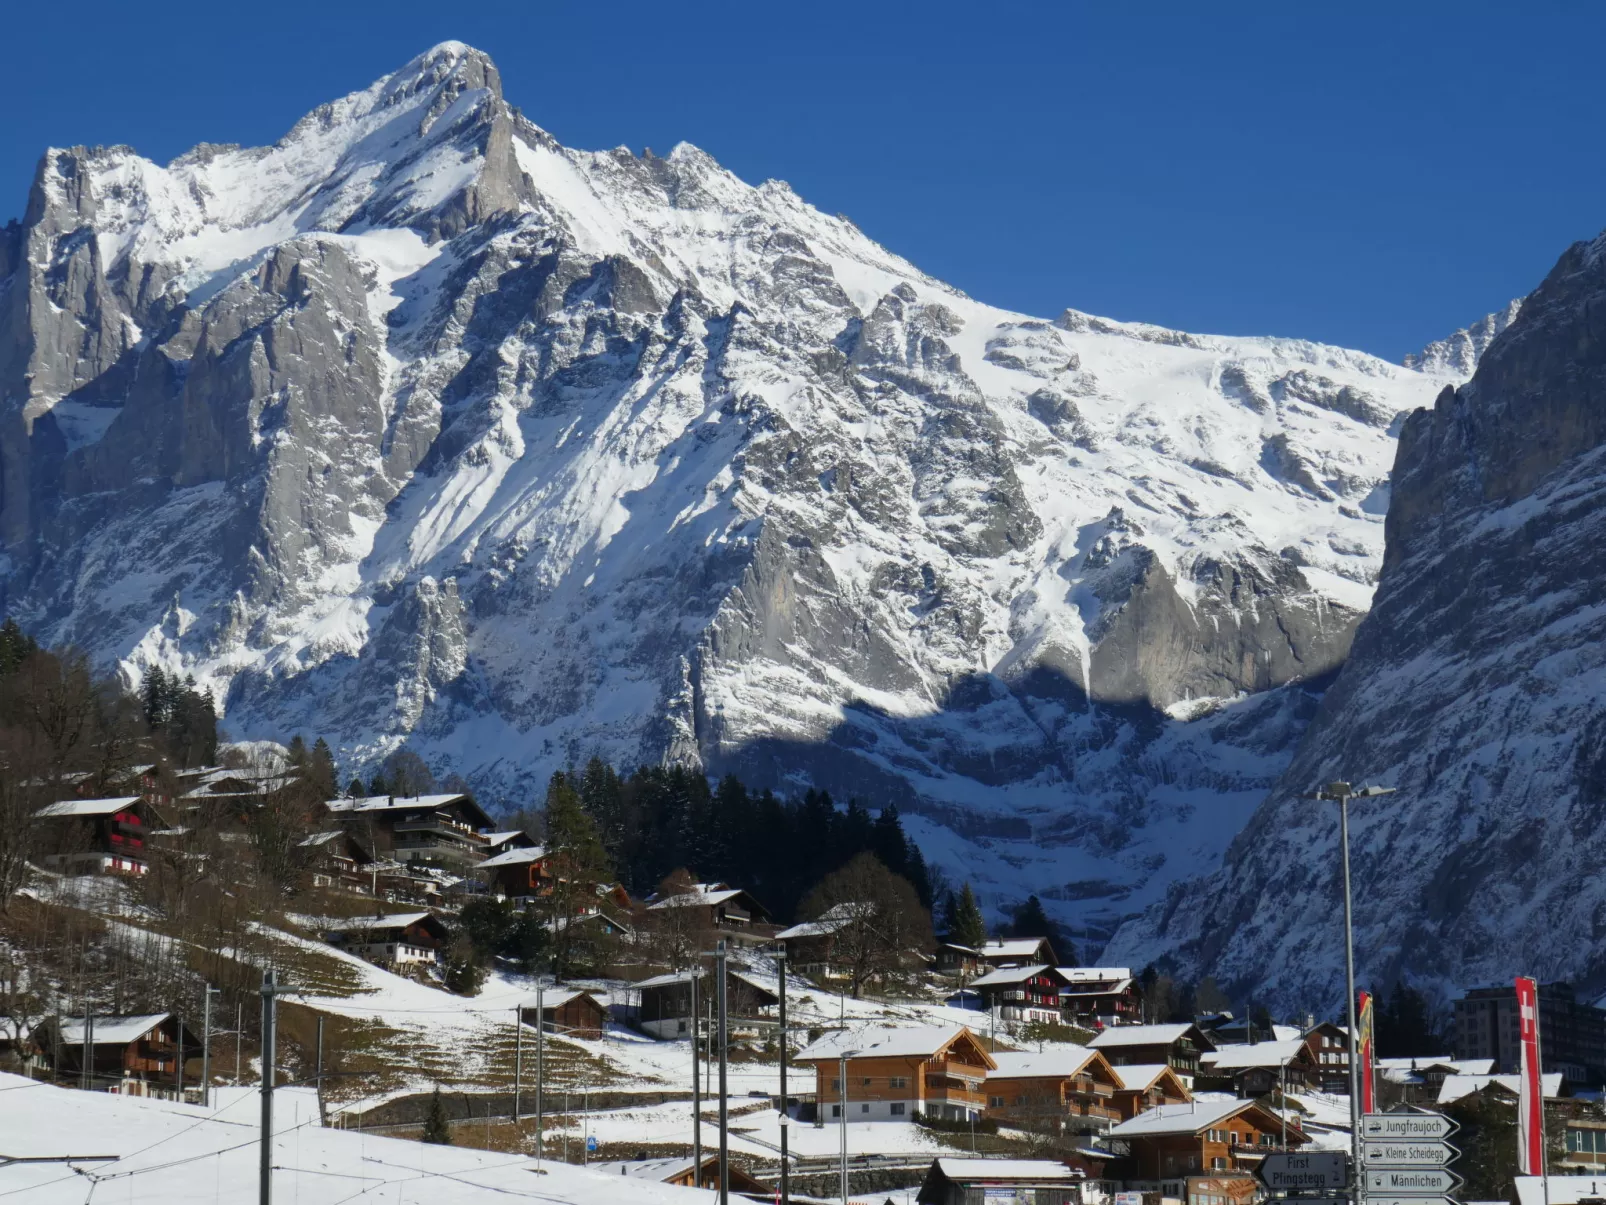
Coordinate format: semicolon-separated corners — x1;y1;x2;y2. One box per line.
1256;1152;1350;1190
1363;1112;1459;1141
1367;1199;1457;1205
1365;1167;1462;1196
1361;1139;1456;1168
586;1136;597;1153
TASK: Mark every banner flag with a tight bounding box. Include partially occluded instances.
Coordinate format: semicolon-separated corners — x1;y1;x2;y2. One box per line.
1357;990;1376;1114
1516;975;1544;1175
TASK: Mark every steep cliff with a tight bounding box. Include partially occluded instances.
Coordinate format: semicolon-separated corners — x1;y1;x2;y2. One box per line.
1110;233;1606;1004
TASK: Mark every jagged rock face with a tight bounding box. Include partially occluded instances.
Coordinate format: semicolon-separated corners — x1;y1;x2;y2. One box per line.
1109;234;1606;1006
1403;299;1523;378
0;43;1459;934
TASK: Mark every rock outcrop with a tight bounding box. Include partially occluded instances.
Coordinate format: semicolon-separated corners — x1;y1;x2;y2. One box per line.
1111;233;1606;1006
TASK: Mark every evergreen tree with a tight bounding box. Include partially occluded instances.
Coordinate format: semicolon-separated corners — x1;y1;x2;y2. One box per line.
0;619;38;676
948;883;987;949
347;778;366;797
308;739;339;799
422;1086;452;1144
1010;894;1074;963
1376;981;1445;1057
541;771;614;975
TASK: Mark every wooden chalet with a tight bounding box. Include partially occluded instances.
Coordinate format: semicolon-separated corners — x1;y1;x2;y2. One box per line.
969;964;1070;1025
1108;1098;1309;1179
978;937;1059;969
33;797;169;876
933;942;983;977
917;1158;1085;1205
1198;1039;1318;1096
795;1024;996;1123
645;882;775;945
632;967;778;1039
324;912;449;967
1089;1022;1216;1076
1111;1063;1194;1119
299;830;376;888
520;989;608;1040
1060;966;1142;1026
476;844;552;900
1302;1020;1352;1092
775;904;859;978
982;1046;1123;1132
593;1154;767;1194
483;830;539;855
27;1013;202;1096
323;794;496;872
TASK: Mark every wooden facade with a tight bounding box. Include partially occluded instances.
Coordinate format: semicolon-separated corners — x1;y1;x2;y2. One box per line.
797;1026;997;1123
1112;1064;1193;1119
970;965;1069;1024
1090;1023;1216;1075
983;1048;1124;1132
1111;1100;1308;1180
521;989;608;1040
27;1014;202;1095
633;967;778;1039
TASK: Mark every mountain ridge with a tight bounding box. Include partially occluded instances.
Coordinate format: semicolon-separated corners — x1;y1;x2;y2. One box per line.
0;42;1465;937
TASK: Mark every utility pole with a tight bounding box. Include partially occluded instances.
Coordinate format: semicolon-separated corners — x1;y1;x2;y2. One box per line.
535;977;547;1166
202;987;218;1109
81;1009;92;1091
716;940;729;1205
259;968;295;1205
315;1014;325;1126
691;965;702;1188
776;946;790;1205
1310;779;1395;1205
513;1006;523;1124
838;1048;858;1205
235;1001;243;1084
176;1014;185;1099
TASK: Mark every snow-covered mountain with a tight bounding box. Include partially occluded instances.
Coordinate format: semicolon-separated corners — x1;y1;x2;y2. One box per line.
0;43;1461;936
1109;233;1606;1009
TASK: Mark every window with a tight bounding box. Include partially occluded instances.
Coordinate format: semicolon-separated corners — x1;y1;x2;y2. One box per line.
989;1096;1005;1108
1212;1158;1227;1171
830;1078;840;1090
863;1077;872;1087
890;1103;906;1116
889;1076;908;1089
1015;1094;1027;1106
861;1103;870;1114
831;1104;841;1117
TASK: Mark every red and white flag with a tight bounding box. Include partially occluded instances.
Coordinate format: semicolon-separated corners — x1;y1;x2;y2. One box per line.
1357;990;1376;1115
1516;975;1544;1175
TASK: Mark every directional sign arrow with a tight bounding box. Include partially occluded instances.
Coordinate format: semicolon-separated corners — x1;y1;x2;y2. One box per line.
1363;1112;1458;1141
1365;1167;1463;1196
1255;1152;1350;1190
1361;1139;1457;1168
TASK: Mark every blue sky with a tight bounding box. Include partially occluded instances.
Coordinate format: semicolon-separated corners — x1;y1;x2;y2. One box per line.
4;1;1603;361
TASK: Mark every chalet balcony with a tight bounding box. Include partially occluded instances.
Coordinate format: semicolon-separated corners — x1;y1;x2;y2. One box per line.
392;819;487;843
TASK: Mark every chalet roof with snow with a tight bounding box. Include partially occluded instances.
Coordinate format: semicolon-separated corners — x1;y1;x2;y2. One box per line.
1089;1023;1211;1050
35;797;143;818
323;793;494;828
1437;1072;1565;1102
986;1047;1105;1080
796;1023;995;1067
979;937;1057;962
1060;967;1132;983
1111;1098;1307;1141
1201;1038;1309;1070
476;845;548;869
1111;1063;1188;1093
45;1014;173;1045
970;964;1069;988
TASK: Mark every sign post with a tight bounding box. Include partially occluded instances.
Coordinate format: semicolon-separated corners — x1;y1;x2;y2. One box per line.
1357;1111;1461;1205
1257;1152;1351;1192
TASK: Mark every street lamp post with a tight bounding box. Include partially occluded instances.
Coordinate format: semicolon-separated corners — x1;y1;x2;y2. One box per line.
1310;780;1395;1205
838;1048;859;1205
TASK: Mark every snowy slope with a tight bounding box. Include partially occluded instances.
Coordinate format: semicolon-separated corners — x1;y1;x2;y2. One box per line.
0;1072;712;1203
0;43;1464;939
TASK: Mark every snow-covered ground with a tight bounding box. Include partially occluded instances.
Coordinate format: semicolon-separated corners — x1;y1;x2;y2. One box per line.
0;1072;713;1204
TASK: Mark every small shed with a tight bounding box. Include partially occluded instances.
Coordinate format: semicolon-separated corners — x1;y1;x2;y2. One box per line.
520;989;609;1040
917;1157;1084;1205
632;967;779;1039
593;1154;768;1194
